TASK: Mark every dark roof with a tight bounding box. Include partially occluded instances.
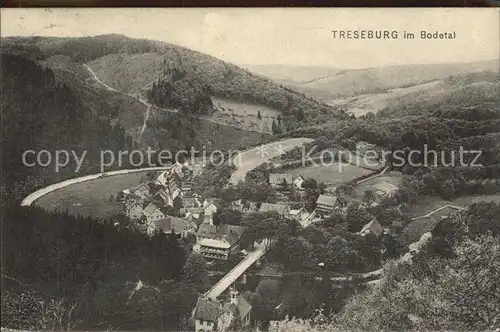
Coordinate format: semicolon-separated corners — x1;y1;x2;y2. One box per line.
144;202;162;216
135;224;148;233
225;230;240;246
193;295;251;322
234;294;252;318
152;216;192;233
197;224;218;237
196;224;245;245
224;225;245;238
193;297;225;322
399;216;440;245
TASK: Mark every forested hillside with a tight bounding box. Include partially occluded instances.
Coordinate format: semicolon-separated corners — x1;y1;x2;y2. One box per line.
1;39;269;204
1;206;205;331
377;70;500;119
3;34;343;130
1;52;130;204
270;202;500;332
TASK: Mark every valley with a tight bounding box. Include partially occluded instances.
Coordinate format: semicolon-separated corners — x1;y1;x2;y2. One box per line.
2;28;500;332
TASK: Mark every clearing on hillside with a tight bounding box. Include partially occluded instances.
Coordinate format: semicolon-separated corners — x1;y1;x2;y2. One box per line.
210;97;282;134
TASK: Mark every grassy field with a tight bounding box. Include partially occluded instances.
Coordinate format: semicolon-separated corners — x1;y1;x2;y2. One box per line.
34;171;152;218
290;163;373;185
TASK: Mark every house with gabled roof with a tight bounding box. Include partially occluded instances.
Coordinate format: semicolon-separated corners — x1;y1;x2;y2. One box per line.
193;289;251;332
231;199;257;212
125;201;144;220
288;207;310;221
156;170;170;187
153;188;173;207
358;219;384;238
293;175;305;189
147;216;196;238
269;173;294;188
372;181;398;198
399;216;441;246
196;224;245;260
143;202;165;224
258;202;289;216
203;203;218;225
132;182;151;200
316;194;343;215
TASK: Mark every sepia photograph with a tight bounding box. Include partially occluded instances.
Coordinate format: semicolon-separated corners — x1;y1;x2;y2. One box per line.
1;8;499;332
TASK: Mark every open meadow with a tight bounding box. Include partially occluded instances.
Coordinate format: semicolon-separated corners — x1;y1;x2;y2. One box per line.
34;171;152;218
290;163;373;186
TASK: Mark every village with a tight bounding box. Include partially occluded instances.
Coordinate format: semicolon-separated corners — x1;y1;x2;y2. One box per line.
117;148;404;332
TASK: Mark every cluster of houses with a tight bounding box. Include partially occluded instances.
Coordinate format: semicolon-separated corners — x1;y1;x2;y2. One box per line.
262;171;401;239
121;162;249;262
268;173;304;189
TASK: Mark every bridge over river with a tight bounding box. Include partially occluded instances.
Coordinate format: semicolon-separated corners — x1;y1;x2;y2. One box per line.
204;240;269;300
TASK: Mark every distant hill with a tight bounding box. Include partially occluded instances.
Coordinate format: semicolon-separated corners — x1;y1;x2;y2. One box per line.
241;64;342;85
246;60;499;101
328;70;499;117
377;70;500;119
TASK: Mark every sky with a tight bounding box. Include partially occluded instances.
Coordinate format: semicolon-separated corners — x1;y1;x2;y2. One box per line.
2;8;499;69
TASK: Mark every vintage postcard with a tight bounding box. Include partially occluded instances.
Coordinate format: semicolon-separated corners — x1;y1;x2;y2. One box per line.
1;8;499;332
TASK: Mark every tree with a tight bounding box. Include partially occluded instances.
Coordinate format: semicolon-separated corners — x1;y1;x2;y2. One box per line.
281;178;290;190
345;202;363;233
325;236;359;271
181;253;209;292
320;210;346;229
213;208;243;226
363;190;375;208
294;108;305;122
282;237;313;270
272;119;282;135
255;279;282;320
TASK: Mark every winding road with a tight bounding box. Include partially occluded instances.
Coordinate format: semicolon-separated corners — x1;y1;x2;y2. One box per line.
411;204;465;219
83;64;245;129
83;64;178;114
20;166;171;207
